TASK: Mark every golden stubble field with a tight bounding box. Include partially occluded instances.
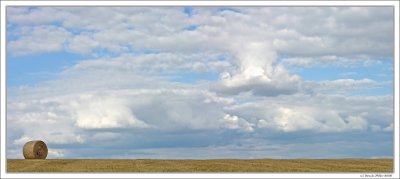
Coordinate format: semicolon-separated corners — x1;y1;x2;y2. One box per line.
7;158;393;172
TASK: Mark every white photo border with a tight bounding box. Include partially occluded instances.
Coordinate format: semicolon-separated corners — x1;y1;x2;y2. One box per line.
1;1;398;178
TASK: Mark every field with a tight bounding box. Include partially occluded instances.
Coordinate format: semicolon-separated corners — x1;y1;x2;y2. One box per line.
7;159;392;172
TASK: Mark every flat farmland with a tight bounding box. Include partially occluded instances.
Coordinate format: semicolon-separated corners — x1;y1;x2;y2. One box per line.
7;159;392;172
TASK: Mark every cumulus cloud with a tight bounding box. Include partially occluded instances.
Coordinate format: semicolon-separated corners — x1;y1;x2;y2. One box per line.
7;98;85;146
69;94;149;129
227;94;392;133
244;7;393;58
258;107;368;132
7;25;71;56
8;87;241;132
223;114;254;132
7;7;393;60
213;42;301;96
6;79;393;158
8;79;392;143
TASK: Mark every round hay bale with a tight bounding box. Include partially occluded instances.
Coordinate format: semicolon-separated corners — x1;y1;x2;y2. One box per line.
23;140;48;159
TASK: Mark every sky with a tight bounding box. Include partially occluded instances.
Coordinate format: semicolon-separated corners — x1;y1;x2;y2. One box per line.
6;7;394;159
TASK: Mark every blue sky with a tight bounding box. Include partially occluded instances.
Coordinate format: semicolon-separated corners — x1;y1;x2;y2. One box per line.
6;7;394;159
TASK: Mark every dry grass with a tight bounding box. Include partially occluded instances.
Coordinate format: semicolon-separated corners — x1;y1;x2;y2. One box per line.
7;158;393;172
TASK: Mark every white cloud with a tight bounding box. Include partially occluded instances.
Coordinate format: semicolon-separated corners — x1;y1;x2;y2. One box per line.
241;7;393;58
70;94;150;129
227;94;392;133
7;7;65;25
7;25;71;56
68;52;231;76
281;55;384;68
8;82;392;146
303;78;380;94
259;106;367;132
6;79;393;158
7;7;393;60
8;88;238;133
223;114;254;132
213;42;301;96
66;33;99;55
7;98;85;146
7;7;390;98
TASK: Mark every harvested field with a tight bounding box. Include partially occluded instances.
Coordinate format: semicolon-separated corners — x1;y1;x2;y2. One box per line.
7;158;392;172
